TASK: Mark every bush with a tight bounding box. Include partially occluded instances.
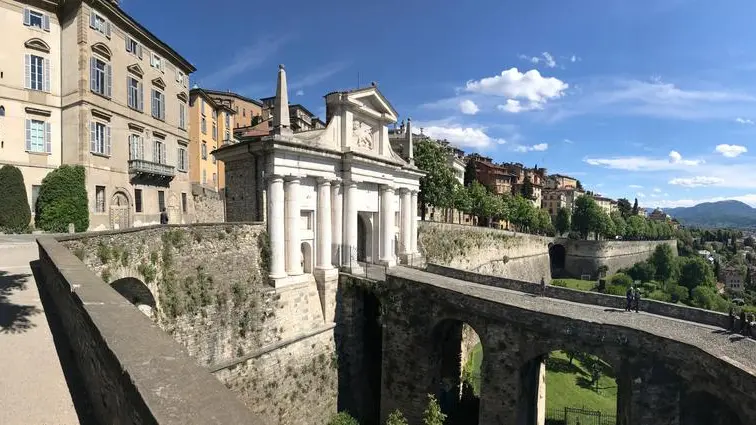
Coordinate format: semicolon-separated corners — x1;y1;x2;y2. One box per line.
666;283;689;303
627;261;656;283
35;165;89;232
605;284;627;296
647;290;671;303
327;412;359;425
0;165;31;232
610;273;633;288
385;410;409;425
423;394;447;425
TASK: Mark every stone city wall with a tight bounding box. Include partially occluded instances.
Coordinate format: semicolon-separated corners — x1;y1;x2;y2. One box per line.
191;183;225;223
59;223;338;425
36;237;258;424
557;238;677;278
418;222;552;283
426;263;730;329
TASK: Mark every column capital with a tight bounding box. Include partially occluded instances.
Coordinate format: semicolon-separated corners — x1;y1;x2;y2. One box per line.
316;177;331;186
269;174;284;183
380;184;396;193
397;187;410;195
344;179;359;188
410;189;419;195
284;175;301;183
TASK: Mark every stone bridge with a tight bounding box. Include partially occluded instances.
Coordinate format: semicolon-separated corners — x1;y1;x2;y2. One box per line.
367;266;756;425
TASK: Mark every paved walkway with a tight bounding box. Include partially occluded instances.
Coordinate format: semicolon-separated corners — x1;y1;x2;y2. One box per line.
0;236;79;425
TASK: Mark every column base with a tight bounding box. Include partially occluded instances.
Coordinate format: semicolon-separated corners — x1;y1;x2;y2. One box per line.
270;273;312;289
314;267;339;323
379;257;397;268
399;252;425;267
313;267;339;283
341;261;364;275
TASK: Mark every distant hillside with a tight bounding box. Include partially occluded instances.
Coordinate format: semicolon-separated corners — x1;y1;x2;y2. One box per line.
665;200;756;228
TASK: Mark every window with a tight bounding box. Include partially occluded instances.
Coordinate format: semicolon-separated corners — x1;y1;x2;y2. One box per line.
176;70;185;86
212;109;218;121
243;108;246;117
153;139;166;164
95;186;106;213
179;103;186;129
212;150;216;164
25;119;51;153
134;189;143;213
125;37;142;58
201;99;206;116
225;129;230;142
158;190;165;211
202;169;206;184
212;173;217;185
151;53;163;72
23;8;50;31
224;112;230;127
201;142;207;159
25;54;49;92
151;89;165;120
177;146;188;171
89;11;110;37
90;57;111;97
181;193;187;213
90;121;110;156
212;122;217;140
0;106;4;116
127;76;143;111
31;185;41;212
129;134;143;160
201;116;206;134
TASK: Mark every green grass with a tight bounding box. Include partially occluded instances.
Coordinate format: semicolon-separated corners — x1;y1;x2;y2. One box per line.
465;347;617;415
555;278;597;291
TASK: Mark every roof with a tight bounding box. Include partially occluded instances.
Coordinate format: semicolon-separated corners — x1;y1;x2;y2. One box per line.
189;88;236;114
202;89;263;107
324;86;399;119
89;0;195;73
289;104;319;121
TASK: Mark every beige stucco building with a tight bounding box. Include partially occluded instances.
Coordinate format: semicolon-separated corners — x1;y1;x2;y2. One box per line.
0;0;63;215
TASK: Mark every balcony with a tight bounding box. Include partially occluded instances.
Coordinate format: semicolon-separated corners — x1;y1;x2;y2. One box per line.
128;159;175;184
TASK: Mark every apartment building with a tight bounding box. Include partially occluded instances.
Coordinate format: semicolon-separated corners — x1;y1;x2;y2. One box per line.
203;89;262;128
545;173;579;190
467;155;516;195
0;0;63;215
55;0;196;230
500;162;546;208
593;195;614;215
188;88;235;191
261;96;325;132
542;188;584;217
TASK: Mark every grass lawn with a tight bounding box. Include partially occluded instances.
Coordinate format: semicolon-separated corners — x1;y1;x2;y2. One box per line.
465;347;617;415
555;278;597;291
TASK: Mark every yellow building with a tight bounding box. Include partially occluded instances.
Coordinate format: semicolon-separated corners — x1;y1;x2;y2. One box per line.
188;88;235;191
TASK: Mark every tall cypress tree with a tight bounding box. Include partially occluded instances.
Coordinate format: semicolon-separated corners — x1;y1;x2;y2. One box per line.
632;198;639;215
0;165;31;232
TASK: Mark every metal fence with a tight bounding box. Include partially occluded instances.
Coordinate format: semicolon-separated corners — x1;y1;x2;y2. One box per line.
546;406;617;425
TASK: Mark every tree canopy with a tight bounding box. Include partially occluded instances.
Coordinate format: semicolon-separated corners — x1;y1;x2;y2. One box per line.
555;207;571;236
414;139;460;219
617;198;632;219
571;196;603;239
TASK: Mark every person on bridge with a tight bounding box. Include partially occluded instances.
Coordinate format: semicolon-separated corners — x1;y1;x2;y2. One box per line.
740;310;747;335
540;277;547;296
626;286;634;312
633;289;641;313
729;306;736;332
160;208;169;225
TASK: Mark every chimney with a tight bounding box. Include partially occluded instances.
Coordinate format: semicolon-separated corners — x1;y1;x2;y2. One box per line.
272;64;291;135
406;117;414;164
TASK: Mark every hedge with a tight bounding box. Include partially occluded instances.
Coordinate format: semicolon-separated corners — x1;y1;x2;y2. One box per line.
35;165;89;232
0;165;31;232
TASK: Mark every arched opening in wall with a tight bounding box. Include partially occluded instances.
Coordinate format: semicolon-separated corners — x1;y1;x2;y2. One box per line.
522;350;618;425
681;390;743;425
110;277;156;319
431;319;482;425
549;244;566;278
110;191;131;230
301;241;313;274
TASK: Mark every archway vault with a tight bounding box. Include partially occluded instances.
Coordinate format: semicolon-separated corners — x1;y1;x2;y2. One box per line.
110;277;156;309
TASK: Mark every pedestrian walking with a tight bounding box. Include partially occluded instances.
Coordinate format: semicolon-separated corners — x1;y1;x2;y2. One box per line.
740;310;747;334
729;306;736;332
626;286;633;312
160;208;169;225
633;289;641;313
540;277;546;297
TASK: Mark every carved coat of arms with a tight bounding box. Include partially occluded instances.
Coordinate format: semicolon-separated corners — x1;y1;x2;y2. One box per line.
352;120;373;150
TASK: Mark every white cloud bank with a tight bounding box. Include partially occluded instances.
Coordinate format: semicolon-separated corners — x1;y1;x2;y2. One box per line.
735;117;754;125
715;144;747;158
466;67;568;113
514;143;548;153
668;176;724;187
584;151;702;171
421;126;505;149
459;99;479;115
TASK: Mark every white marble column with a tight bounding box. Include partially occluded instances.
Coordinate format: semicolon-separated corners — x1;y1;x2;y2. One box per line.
316;178;332;270
379;185;395;265
331;180;343;267
400;188;412;255
267;175;286;279
344;180;358;266
284;176;303;276
410;190;419;254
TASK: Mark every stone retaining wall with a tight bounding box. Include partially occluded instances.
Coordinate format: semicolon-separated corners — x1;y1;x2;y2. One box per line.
426;263;730;329
36;236;258;424
556;238;678;278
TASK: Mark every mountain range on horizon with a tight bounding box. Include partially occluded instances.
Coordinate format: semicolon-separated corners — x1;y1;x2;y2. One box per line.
662;200;756;229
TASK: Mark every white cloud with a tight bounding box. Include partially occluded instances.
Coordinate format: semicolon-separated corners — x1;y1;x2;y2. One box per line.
715;144;748;158
459;99;480;115
465;68;568;110
735;117;754;125
653;187;662;193
420;126;505;149
629;184;643;189
637;192;646;198
668;150;702;166
295;89;304;96
564;138;574;144
668;176;724;187
542;52;556;68
514;143;548;153
497;99;543;113
570;55;578;63
289;61;350;90
200;36;290;85
584;151;702;171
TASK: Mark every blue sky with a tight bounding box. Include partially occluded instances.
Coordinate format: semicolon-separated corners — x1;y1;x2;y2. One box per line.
124;0;756;208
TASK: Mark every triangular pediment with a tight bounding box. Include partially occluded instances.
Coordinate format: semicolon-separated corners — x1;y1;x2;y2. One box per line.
127;63;144;77
152;77;166;89
347;88;398;123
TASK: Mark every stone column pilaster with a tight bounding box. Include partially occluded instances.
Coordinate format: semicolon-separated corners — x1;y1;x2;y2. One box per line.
379;185;395;266
399;188;412;256
316;178;332;270
344;180;359;267
331;180;343;267
267;175;286;279
617;360;681;425
410;190;419;254
284;176;303;276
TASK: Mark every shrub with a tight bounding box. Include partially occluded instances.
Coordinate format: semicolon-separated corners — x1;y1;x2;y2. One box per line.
385;410;409;425
647;289;671;303
35;165;89;232
627;261;656;283
605;284;627;296
0;165;31;232
610;273;633;288
327;412;359;425
666;283;689;303
423;394;447;425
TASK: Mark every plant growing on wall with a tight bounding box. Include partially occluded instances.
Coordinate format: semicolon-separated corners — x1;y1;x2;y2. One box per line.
326;412;359;425
0;165;31;233
385;410;409;425
423;394;447;425
35;165;89;232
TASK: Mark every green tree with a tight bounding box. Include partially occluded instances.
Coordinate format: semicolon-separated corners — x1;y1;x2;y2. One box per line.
386;410;409;425
510;195;537;232
625;216;647;240
690;285;729;312
327;412;360;425
35;165;89;232
555;207;571;236
535;208;553;235
610;273;633;287
651;244;678;285
576;180;583;191
631;198;639;215
468;182;496;226
0;165;31;232
599;212;615;239
678;256;715;291
415;139;459;220
463;158;478;187
617;198;632;219
611;212;627;238
452;185;472;223
627;261;656;283
571;196;602;239
520;177;535;200
745;236;755;248
423;394;447;425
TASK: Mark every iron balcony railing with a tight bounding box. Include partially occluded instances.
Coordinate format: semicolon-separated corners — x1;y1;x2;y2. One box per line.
128;159;175;177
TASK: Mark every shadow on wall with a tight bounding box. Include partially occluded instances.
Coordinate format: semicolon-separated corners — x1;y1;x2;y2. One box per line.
0;269;39;333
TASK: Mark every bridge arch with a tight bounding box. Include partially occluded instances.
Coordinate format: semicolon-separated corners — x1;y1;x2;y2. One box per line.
681;389;745;425
548;243;566;277
110;277;156;318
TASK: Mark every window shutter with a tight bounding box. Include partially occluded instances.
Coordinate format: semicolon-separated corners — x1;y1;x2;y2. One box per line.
138;137;144;160
161;143;167;164
160;94;165;120
105;64;112;97
90;122;96;153
105;21;111;38
23;8;30;26
89;12;96;29
44;58;51;92
150;54;155;67
153;140;158;163
90;57;97;92
175;71;180;83
43;13;50;31
137;44;143;59
127;77;132;107
125;38;130;52
45;122;52;153
138;82;144;111
105;126;111;156
24;54;31;89
25;119;31;151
